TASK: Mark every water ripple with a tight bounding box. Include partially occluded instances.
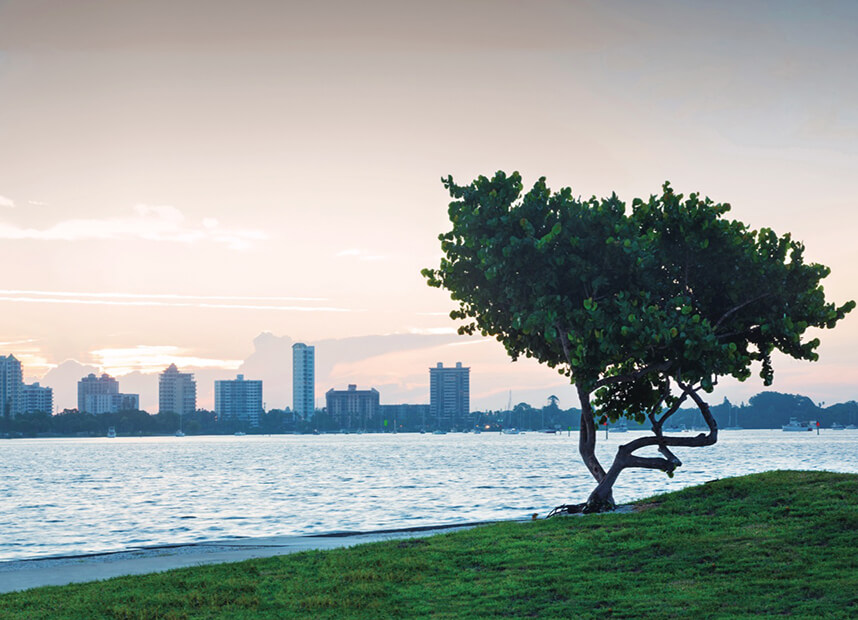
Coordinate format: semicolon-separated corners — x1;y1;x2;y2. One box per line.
0;431;857;561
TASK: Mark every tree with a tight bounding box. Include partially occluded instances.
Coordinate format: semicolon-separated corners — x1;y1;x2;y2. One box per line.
423;171;854;512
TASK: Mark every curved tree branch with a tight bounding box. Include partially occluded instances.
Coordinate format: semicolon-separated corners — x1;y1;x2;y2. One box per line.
579;382;717;513
714;293;770;331
593;361;674;389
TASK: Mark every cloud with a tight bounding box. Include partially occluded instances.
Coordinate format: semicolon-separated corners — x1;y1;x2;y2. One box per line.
0;289;326;302
0;195;14;208
0;289;351;312
90;345;243;376
0;203;267;249
41;360;100;412
407;327;458;335
0;337;38;346
335;248;387;261
27;200;47;206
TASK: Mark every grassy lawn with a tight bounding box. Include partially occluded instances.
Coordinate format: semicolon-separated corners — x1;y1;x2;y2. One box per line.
2;470;857;619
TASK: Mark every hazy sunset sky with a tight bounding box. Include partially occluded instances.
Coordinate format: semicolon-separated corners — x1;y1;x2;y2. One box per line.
1;0;855;412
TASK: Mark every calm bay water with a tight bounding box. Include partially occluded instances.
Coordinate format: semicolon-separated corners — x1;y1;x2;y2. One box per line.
2;430;857;562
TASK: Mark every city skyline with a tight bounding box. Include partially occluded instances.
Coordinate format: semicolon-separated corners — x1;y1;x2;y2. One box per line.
1;1;856;413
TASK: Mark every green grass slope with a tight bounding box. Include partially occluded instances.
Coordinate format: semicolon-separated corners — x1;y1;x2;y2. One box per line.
2;470;857;619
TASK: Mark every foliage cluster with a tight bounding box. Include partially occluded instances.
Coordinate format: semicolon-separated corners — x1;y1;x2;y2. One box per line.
423;172;853;423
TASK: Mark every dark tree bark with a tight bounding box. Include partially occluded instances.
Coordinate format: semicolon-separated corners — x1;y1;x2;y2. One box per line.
576;385;608;485
549;381;718;516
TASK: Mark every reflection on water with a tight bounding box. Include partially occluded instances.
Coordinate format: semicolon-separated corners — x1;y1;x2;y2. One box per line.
1;430;856;561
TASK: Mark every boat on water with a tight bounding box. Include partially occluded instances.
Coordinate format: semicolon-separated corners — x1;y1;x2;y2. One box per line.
107;426;116;438
501;428;520;435
664;424;687;433
234;431;246;436
846;424;857;430
609;421;628;433
782;418;813;432
175;430;185;437
432;430;447;435
830;423;845;430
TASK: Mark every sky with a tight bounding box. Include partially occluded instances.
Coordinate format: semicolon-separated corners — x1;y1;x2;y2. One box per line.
1;0;856;412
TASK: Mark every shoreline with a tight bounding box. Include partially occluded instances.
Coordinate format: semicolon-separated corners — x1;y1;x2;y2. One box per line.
0;520;507;594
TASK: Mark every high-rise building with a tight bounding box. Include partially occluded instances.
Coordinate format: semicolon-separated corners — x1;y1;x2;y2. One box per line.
0;354;23;418
77;373;139;414
159;364;197;415
21;382;53;414
215;374;263;427
292;343;315;419
325;384;380;430
429;362;470;430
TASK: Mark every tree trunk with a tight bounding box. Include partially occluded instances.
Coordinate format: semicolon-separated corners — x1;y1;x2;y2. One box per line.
583;387;718;512
576;385;608;484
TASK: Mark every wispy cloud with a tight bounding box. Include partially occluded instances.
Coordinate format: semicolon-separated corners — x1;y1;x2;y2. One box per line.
0;195;14;208
0;292;355;313
407;327;459;335
0;339;53;373
0;203;267;249
0;337;39;347
0;290;326;302
335;248;387;261
27;200;47;206
90;345;243;375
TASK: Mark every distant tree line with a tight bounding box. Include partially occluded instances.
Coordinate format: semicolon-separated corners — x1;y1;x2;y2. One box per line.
1;392;855;438
0;408;304;438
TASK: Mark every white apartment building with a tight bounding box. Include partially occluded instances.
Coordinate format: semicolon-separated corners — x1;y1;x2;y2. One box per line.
159;364;197;415
21;382;53;414
0;354;23;417
429;362;470;430
77;373;139;414
215;374;263;427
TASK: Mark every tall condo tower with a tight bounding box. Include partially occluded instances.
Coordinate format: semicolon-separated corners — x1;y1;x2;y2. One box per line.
292;342;315;419
0;354;23;418
429;362;470;431
159;364;197;415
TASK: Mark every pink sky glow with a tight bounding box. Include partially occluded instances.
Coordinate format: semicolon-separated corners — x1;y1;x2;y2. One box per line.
1;1;855;412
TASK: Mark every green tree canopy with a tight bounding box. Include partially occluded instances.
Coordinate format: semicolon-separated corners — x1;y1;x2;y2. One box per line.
424;171;853;512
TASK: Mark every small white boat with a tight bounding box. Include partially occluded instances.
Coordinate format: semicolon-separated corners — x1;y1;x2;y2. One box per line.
846;424;857;430
609;421;628;433
782;418;813;432
175;430;185;437
664;425;687;433
502;428;520;435
830;423;845;431
107;426;116;438
234;431;246;436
